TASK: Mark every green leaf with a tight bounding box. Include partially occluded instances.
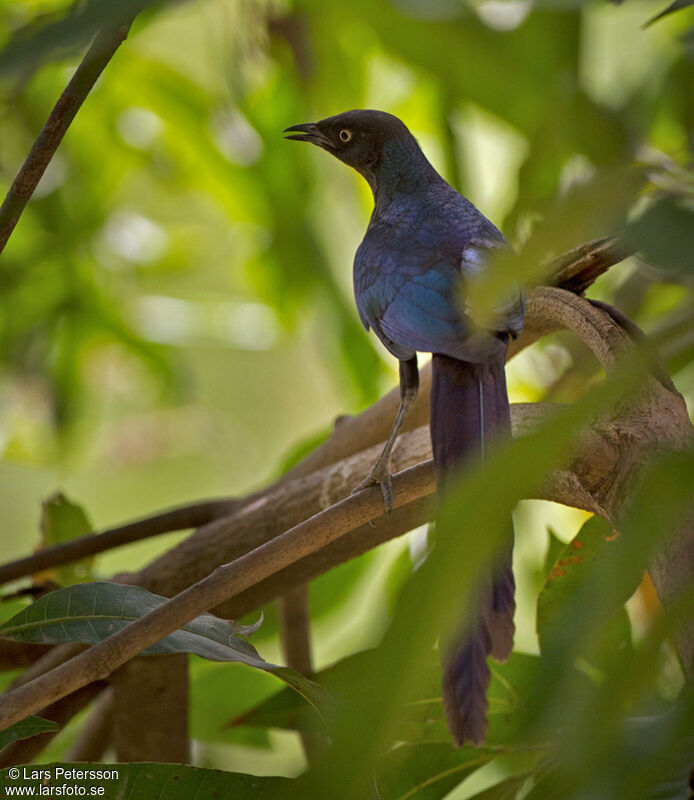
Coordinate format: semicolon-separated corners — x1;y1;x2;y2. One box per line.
543;528;567;578
190;660;276;747
524;451;694;797
586;605;633;678
0;582;325;707
616;687;694;799
536;515;642;656
374;743;494;800
466;774;529;799
625;194;694;274
468;166;644;322
228;649;380;735
39;492;94;585
0;763;288;799
231;648;542;753
0;0;152;78
0;716;58;750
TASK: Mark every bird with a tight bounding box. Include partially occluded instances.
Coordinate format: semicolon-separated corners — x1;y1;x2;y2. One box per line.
284;109;524;746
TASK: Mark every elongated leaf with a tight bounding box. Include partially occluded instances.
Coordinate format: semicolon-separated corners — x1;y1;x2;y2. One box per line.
0;763;288;799
536;515;642;655
374;743;494;800
543;528;567;578
0;0;152;77
39;493;94;586
0;716;58;750
0;582;325;706
468;166;644;322
616;687;694;800
466;775;529;799
624;194;694;274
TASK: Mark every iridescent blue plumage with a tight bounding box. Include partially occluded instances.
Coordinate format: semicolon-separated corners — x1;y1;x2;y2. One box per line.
285;109;524;747
354;179;523;362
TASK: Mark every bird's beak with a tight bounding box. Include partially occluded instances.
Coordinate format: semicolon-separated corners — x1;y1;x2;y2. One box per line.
283;122;332;148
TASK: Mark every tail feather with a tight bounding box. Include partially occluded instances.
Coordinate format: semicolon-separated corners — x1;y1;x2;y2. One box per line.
441;597;492;747
430;353;515;747
489;556;515;661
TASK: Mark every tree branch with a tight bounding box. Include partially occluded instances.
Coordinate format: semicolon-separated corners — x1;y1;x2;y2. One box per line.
278;583;318;763
546;236;634;294
0;288;691;732
0;238;631;590
0;499;239;588
0;22;133;254
279;584;313;677
0;463;433;732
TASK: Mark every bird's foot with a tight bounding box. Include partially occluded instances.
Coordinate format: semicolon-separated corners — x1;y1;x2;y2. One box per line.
352;462;394;518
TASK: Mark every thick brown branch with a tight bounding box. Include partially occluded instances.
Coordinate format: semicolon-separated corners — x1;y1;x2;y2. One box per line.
0;23;132;254
130;401;617;608
8;643;85;692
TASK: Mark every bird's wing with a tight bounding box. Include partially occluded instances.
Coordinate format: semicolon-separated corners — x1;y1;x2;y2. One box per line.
356;233;523;362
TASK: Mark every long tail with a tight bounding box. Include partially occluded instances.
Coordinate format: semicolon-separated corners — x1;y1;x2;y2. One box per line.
430;352;515;747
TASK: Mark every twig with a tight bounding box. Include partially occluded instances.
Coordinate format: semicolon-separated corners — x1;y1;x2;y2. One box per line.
0;23;132;254
0;463;432;733
0;499;239;587
279;584;320;762
547;236;633;294
279;584;313;676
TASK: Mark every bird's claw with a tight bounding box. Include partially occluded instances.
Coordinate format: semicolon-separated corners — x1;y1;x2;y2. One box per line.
353;464;394;519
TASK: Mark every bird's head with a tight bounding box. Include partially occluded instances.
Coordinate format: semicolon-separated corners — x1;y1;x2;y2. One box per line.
284;109;432;192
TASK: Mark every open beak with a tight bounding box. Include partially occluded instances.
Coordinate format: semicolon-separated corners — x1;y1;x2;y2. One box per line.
283;122;332;149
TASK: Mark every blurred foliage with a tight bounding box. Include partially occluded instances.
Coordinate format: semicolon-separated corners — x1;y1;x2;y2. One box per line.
37;491;94;586
1;0;693;796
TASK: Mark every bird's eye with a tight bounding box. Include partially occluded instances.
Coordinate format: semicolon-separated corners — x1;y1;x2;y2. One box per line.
339;129;353;142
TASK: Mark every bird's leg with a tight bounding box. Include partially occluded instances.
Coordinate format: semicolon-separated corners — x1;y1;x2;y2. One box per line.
353;356;419;515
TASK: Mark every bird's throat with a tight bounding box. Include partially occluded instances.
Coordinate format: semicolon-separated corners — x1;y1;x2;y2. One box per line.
368;138;440;213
